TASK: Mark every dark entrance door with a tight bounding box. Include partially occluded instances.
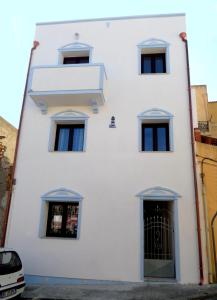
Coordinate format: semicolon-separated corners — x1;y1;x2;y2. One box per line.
143;201;175;278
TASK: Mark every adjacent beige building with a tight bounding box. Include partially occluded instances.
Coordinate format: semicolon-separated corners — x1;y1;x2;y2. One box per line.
208;102;217;138
0;117;17;245
192;85;217;283
0;117;17;163
192;85;217;139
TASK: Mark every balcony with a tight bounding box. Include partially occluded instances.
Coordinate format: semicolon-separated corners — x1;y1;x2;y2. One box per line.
28;64;106;114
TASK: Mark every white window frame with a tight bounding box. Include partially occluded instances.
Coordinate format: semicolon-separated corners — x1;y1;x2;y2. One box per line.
58;42;93;65
39;188;83;239
138;108;174;152
48;110;89;152
137;38;170;74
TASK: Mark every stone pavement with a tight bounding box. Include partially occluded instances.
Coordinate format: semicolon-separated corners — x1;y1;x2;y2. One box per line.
21;283;217;300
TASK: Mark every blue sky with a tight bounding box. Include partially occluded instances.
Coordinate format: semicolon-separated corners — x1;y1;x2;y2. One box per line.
1;0;217;127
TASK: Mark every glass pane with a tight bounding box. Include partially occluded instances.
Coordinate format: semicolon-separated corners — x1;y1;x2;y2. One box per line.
0;251;22;275
50;205;63;234
144;128;153;151
63;56;89;64
58;128;70;151
63;57;78;64
72;128;84;151
155;56;165;73
157;127;167;151
142;56;152;73
78;56;89;63
66;204;79;237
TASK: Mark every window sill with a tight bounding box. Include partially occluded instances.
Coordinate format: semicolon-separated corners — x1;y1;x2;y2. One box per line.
49;150;86;153
139;72;170;75
40;236;79;240
58;63;91;67
139;150;174;153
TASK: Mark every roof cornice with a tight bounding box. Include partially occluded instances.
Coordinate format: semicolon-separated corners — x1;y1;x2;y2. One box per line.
36;13;185;26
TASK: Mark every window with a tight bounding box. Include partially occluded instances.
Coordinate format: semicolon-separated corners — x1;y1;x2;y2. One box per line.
49;110;89;152
137;39;169;74
63;56;89;64
138;108;174;152
46;202;79;238
142;123;169;151
55;124;84;151
39;188;83;239
141;53;166;74
58;42;92;64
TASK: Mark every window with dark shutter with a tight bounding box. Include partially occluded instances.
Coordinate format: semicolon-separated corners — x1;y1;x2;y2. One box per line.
142;123;169;151
63;56;89;64
46;202;79;238
54;124;84;151
141;53;166;74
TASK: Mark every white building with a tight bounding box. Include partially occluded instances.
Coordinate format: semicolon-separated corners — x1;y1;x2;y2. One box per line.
6;14;201;284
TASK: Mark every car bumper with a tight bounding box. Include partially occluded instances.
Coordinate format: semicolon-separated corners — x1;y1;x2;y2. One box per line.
0;282;25;300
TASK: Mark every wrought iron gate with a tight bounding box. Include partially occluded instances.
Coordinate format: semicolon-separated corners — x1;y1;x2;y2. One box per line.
144;201;175;278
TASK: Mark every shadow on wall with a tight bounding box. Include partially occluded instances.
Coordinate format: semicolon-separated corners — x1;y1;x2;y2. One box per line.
0;156;11;244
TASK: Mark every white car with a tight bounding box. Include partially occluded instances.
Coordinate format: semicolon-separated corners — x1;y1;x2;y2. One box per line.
0;248;25;299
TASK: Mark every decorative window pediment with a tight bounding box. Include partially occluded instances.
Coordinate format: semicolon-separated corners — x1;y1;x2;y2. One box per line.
138;108;173;120
136;186;180;200
138;38;169;48
42;188;83;201
59;42;93;52
51;110;89;121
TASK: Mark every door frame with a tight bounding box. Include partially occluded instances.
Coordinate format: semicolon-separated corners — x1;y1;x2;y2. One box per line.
136;186;181;281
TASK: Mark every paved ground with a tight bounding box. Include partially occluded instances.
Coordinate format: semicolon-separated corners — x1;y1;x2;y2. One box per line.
21;283;217;300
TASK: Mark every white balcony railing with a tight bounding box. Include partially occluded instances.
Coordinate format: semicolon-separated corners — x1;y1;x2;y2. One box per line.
28;64;106;114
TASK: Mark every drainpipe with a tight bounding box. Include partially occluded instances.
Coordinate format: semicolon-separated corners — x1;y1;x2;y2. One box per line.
179;32;204;285
0;40;40;247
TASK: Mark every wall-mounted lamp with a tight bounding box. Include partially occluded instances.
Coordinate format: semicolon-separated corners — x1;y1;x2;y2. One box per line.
109;116;116;128
74;32;79;40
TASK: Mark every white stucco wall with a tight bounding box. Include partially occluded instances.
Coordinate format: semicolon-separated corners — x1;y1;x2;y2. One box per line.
6;14;200;283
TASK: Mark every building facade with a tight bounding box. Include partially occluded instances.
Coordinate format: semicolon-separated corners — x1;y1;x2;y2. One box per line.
6;14;200;284
192;85;217;282
0;117;17;245
208;102;217;138
192;85;217;141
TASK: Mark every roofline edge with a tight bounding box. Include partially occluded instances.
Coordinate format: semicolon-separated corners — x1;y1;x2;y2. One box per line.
36;13;186;26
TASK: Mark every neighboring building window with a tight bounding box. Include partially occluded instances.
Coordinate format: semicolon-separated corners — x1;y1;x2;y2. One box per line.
55;124;84;151
46;202;79;238
142;123;169;151
141;53;166;74
137;39;170;74
138;108;174;152
39;188;83;239
198;121;209;132
48;110;89;152
58;42;93;64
